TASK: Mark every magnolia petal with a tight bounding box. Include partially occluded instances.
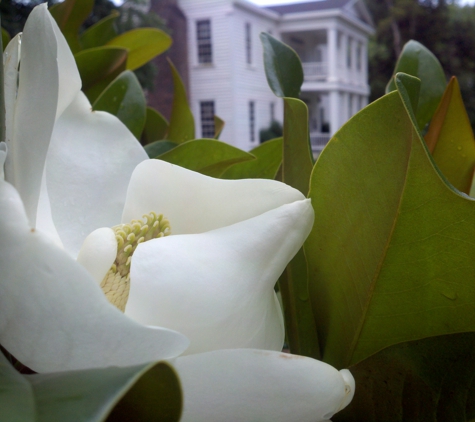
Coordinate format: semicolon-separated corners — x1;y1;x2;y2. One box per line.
46;91;148;257
49;5;81;119
122;159;306;234
77;227;117;284
0;143;6;180
0;181;189;373
126;199;314;355
173;349;355;422
4;33;21;149
5;4;59;225
36;172;64;248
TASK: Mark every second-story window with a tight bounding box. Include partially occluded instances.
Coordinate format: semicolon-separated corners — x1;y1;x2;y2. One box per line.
249;101;255;142
200;101;215;138
197;20;212;64
245;22;252;64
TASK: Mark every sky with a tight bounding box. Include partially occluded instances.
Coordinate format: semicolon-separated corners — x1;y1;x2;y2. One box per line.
249;0;475;5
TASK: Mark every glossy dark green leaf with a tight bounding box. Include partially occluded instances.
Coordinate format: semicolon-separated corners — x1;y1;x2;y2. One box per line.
107;28;171;71
80;11;119;50
158;139;255;177
424;77;475;195
214;116;225;139
386;40;446;131
93;70;146;139
260;32;303;99
279;98;319;358
0;352;35;421
167;59;194;144
221;137;282;179
2;28;10;52
144;140;177;158
75;47;127;103
142;107;169;144
49;0;93;53
334;332;475;422
306;90;475;369
282;98;313;196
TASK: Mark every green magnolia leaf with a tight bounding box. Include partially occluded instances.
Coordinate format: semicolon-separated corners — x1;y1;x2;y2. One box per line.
0;352;35;421
144;140;177;158
93;70;146;139
107;28;172;71
424;77;475;195
386;40;446;131
260;32;303;99
214;115;225;139
282;98;313;196
49;0;93;53
306;90;475;369
80;11;119;50
158;139;255;177
221;137;283;180
334;332;475;422
279;98;319;358
2;28;10;52
167;59;195;144
142;107;169;144
75;47;127;103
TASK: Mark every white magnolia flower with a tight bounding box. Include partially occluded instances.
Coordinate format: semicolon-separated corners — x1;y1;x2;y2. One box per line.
0;5;354;421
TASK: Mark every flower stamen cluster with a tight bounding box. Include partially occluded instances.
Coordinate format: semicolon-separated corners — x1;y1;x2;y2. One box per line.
101;212;171;311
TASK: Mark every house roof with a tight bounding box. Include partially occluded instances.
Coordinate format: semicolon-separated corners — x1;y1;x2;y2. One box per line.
265;0;353;14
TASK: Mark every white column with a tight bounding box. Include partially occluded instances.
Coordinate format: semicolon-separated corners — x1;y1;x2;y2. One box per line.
340;32;348;83
351;38;358;85
327;27;338;82
362;41;368;85
329;90;340;136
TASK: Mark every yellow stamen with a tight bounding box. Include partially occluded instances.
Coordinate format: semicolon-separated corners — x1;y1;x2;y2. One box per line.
101;212;171;311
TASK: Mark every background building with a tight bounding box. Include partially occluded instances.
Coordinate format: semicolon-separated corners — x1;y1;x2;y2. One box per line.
175;0;373;152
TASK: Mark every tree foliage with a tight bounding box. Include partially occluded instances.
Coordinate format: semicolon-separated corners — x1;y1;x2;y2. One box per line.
367;0;475;127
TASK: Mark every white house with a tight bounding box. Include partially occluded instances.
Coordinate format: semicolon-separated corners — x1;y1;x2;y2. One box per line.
177;0;374;152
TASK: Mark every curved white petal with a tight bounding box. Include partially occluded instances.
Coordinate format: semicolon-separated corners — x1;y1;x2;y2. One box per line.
0;143;7;180
49;5;81;119
4;33;21;150
122;159;306;234
77;227;117;284
174;349;355;422
5;4;59;225
126;199;314;354
36;172;64;248
0;181;189;373
46;91;148;257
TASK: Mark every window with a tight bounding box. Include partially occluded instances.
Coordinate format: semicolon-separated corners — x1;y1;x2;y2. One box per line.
245;23;252;64
197;20;212;64
270;102;275;122
249;101;255;142
200;101;215;138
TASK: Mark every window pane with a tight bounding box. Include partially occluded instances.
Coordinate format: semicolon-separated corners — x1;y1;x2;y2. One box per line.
249;101;255;142
197;20;212;64
200;101;215;138
245;23;252;64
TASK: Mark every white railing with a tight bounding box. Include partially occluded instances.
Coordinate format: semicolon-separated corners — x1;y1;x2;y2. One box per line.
302;62;328;81
310;133;331;152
